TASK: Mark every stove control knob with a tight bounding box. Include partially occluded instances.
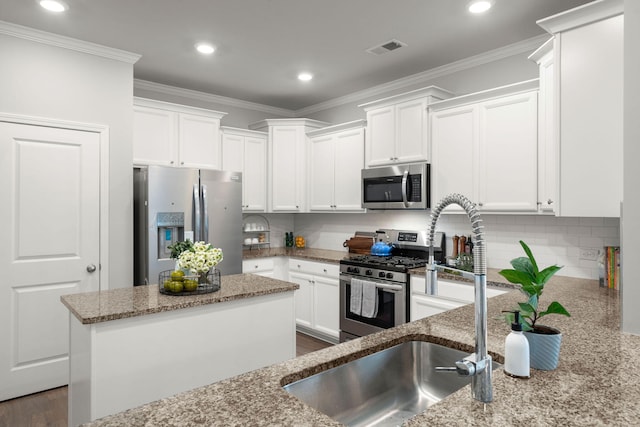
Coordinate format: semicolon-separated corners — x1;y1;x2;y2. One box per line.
365;269;373;276
386;273;394;279
378;272;385;278
354;268;360;274
347;267;354;273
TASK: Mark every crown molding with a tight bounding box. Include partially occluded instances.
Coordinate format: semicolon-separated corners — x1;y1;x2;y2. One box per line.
294;34;550;116
0;20;140;64
537;0;623;34
134;79;294;117
428;79;539;112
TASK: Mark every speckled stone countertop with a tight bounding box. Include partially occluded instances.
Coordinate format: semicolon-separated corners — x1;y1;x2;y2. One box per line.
61;274;298;325
243;247;347;263
83;273;640;426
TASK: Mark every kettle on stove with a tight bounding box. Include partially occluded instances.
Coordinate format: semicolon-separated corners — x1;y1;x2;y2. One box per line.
371;239;393;256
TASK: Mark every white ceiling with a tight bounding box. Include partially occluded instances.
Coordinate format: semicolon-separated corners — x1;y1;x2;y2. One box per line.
1;0;592;110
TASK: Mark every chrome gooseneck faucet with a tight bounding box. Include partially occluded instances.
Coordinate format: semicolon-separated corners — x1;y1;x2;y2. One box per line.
428;193;493;403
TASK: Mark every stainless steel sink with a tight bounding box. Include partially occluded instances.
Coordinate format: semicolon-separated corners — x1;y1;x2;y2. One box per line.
283;340;500;427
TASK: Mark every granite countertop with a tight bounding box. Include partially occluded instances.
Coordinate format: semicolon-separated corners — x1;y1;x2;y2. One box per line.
242;247;347;263
61;274;298;325
83;273;640;426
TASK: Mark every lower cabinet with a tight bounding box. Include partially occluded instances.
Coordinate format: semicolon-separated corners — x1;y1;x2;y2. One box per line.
242;257;286;280
288;259;340;342
411;294;467;322
410;275;507;321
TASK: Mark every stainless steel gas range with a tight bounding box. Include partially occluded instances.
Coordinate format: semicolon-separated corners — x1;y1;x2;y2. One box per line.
339;229;445;342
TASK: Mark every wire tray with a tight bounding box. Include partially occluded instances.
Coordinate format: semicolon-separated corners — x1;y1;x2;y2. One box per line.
159;269;221;296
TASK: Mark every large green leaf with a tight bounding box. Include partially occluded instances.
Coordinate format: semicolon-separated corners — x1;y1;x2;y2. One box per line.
519;240;539;275
536;265;563;286
498;269;533;287
538;301;571;318
510;257;536;277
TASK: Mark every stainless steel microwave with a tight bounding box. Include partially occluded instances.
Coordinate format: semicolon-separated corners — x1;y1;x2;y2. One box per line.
361;163;430;209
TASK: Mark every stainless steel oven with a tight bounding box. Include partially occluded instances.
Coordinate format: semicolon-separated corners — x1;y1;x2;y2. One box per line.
338;229;445;342
339;265;408;342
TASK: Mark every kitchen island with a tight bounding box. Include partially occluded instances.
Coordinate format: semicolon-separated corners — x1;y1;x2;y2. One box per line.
80;273;640;426
61;274;298;426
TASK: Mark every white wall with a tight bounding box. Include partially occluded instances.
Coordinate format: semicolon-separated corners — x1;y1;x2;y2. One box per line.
305;48;540;124
622;0;640;334
0;33;134;289
293;212;619;280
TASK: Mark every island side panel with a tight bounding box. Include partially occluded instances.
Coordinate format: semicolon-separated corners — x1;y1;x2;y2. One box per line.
68;290;295;425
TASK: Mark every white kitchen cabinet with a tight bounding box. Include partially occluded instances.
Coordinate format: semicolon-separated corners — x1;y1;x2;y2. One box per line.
133;98;226;169
410;276;506;321
537;1;623;217
221;127;268;212
359;86;453;167
242;257;286;280
529;38;557;214
307;121;365;212
288;259;340;341
430;80;539;212
250;119;329;212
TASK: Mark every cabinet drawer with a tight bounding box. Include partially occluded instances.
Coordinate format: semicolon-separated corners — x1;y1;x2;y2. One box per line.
243;258;275;273
288;259;339;277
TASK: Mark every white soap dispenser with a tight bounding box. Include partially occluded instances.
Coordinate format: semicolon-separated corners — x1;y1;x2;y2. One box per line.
504;310;530;378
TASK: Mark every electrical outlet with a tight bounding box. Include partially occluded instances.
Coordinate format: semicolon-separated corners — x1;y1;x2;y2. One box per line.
579;247;599;261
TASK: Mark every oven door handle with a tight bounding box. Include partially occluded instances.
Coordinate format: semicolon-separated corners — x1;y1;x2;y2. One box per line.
375;283;403;292
401;170;409;207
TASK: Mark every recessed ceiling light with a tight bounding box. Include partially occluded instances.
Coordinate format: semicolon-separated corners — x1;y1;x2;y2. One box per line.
298;73;313;82
38;0;68;13
195;43;215;55
468;0;494;14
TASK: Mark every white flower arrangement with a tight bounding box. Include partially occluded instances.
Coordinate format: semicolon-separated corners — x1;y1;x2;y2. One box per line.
177;241;223;274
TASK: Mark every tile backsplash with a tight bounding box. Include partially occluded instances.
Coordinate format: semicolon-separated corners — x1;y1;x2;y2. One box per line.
282;212;620;280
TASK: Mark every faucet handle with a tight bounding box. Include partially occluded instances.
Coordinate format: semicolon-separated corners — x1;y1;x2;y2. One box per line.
435;354;489;377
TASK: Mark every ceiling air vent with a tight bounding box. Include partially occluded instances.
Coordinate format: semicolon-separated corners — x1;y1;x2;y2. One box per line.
366;39;407;55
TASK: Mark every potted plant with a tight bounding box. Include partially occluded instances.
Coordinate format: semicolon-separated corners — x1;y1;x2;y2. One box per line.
499;240;571;370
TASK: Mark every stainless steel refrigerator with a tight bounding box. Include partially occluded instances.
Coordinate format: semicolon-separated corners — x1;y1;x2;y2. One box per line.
133;165;243;286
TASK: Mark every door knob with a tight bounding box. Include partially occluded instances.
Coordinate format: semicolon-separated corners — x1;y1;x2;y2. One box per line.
86;264;97;273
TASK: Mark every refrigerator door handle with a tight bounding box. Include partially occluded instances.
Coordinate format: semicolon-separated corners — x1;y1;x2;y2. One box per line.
193;183;201;241
202;184;209;242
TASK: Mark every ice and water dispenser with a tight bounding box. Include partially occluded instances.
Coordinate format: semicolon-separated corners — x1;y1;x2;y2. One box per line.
157;212;185;259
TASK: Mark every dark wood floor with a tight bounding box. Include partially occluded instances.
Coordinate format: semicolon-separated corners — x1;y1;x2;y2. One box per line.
0;332;333;427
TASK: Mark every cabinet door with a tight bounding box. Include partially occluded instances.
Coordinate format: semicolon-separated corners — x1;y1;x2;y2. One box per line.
334;128;365;211
309;134;335;211
179;114;221;170
366;106;395;167
395;99;428;164
537;50;557;213
313;275;340;339
133;106;176;166
410;295;465;322
478;92;538;211
221;133;244;173
289;271;313;329
271;126;303;211
558;15;623;217
243;135;267;212
430;105;476;211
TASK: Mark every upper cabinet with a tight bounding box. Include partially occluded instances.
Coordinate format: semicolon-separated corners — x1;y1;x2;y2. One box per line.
250;118;329;212
430;80;539;212
133;98;226;169
529;38;557;214
307;120;366;212
359;86;453;168
537;0;623;217
221;127;268;212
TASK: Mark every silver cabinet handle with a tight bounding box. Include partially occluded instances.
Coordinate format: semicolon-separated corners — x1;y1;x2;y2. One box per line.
547;199;554;205
86;264;97;273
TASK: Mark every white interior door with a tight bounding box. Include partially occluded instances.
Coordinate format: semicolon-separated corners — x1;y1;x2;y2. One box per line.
0;121;100;401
